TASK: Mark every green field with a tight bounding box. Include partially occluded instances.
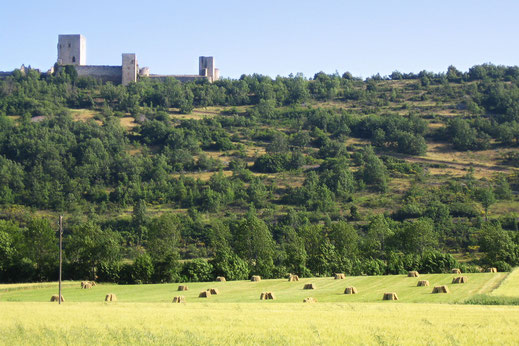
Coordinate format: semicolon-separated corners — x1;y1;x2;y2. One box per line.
0;272;507;304
1;271;518;344
491;268;519;298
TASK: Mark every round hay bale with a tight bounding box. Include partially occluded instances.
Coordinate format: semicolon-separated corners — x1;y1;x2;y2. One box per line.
452;276;468;284
344;286;358;294
172;296;186;303
303;297;317;303
383;292;398;301
334;273;346;280
177;285;188;291
216;276;226;282
432;285;450;294
208;288;219;295
199;290;211;298
50;294;64;302
417;280;430;287
251;275;261;282
452;268;461;274
408;271;419;277
288;274;300;282
487;267;498;273
105;293;117;302
303;283;316;290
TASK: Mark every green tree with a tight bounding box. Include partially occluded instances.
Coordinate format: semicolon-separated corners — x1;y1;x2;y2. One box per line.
476;187;496;221
66;222;122;280
363;215;394;258
23;218;57;281
357;146;388;192
232;208;275;277
479;222;517;265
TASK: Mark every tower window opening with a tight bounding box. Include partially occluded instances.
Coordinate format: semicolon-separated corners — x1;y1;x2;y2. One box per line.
72;56;76;63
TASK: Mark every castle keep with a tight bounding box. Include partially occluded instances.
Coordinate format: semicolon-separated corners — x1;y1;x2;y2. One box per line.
55;34;219;85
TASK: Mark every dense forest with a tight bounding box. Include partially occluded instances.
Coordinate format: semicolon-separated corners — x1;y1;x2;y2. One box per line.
1;63;519;283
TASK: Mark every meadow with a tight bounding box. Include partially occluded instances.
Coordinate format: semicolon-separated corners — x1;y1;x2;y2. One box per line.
0;272;507;304
1;271;518;344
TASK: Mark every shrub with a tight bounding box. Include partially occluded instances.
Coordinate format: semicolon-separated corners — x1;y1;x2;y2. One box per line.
132;253;154;284
181;258;214;282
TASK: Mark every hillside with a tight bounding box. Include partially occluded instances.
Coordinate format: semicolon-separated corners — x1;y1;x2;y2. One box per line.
1;64;519;283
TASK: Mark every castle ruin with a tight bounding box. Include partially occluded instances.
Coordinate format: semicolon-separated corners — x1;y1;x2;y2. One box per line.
55;34;219;85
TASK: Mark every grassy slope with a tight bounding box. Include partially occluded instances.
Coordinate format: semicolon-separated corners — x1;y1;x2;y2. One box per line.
491;268;519;297
0;272;507;304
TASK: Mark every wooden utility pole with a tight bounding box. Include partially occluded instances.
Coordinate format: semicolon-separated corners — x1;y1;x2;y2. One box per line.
59;215;63;304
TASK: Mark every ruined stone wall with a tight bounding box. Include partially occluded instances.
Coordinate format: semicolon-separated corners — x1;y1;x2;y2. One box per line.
74;66;122;84
148;75;207;83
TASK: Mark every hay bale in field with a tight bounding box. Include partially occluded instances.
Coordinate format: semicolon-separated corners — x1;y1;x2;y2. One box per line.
303;283;316;290
82;282;92;289
408;271;419;277
216;276;226;282
105;293;117;301
383;292;398;300
417;280;430;287
452;268;461;274
452;276;468;284
432;285;450;294
334;273;346;280
208;288;219;295
50;294;64;302
344;286;358;294
303;297;317;303
177;285;188;291
172;296;186;303
288;274;299;282
260;292;275;300
251;275;261;282
199;290;211;298
487;267;498;273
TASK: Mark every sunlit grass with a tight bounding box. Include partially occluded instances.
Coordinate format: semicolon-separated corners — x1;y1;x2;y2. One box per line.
1;301;519;344
0;273;507;304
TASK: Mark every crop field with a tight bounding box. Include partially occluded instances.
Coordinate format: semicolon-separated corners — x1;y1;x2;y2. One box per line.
1;271;518;344
1;301;519;345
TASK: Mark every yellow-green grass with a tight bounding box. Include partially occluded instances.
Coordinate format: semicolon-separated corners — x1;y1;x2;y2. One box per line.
492;268;519;297
0;273;506;304
69;109;99;122
119;116;137;130
1;301;519;344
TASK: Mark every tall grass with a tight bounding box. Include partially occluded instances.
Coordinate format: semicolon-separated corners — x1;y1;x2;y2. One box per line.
1;302;519;344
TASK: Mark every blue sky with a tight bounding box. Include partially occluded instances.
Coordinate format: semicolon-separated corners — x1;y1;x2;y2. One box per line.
1;0;518;78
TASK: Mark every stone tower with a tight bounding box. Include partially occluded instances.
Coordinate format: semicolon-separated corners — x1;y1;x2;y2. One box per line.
57;35;86;65
199;56;219;82
122;53;137;86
